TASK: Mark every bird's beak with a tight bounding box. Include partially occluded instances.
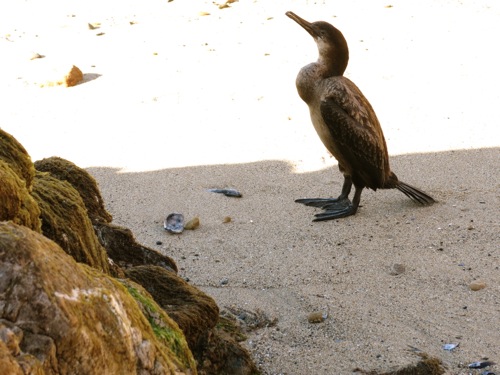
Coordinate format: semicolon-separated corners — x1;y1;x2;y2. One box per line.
286;11;318;38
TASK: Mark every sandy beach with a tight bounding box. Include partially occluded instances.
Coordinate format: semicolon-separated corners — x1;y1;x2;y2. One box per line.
1;0;499;373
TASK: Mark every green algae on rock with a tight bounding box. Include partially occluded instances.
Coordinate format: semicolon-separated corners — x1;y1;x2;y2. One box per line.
0;222;197;375
0;160;41;232
125;265;219;353
34;156;112;224
122;280;196;371
0;129;35;190
125;265;260;375
32;171;110;274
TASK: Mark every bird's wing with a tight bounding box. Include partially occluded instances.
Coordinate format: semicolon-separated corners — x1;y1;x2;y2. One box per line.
320;79;389;189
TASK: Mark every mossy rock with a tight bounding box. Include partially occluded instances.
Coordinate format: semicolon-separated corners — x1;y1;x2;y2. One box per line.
0;129;35;190
121;279;196;371
125;265;259;375
125;265;219;354
34;156;112;224
355;353;446;375
0;221;196;374
96;222;178;273
200;325;260;375
0;160;41;232
31;171;110;274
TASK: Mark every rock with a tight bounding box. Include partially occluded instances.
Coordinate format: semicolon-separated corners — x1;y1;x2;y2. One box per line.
389;263;406;276
0;222;196;374
200;325;259;375
354;352;446;374
96;222;178;273
469;280;486;291
223;306;278;332
30;52;44;60
0;160;41;232
1;130;259;375
0;129;35;189
40;65;83;87
0;131;41;231
34;156;112;224
308;312;327;324
31;171;110;274
125;265;219;354
125;265;259;374
184;217;200;230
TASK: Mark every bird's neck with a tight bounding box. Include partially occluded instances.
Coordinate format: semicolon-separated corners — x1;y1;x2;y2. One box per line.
318;53;347;77
296;60;342;103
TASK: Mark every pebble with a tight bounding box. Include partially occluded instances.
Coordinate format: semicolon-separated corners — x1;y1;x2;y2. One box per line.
469;280;486;291
389;263;406;276
184;217;200;230
307;312;328;324
208;188;242;198
220;278;229;286
223;216;232;223
30;52;44;60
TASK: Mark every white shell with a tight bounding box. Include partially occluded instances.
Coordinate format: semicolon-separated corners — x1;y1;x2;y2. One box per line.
164;213;184;234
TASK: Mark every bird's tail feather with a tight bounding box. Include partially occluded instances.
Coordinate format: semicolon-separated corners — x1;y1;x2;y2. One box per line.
396;181;435;205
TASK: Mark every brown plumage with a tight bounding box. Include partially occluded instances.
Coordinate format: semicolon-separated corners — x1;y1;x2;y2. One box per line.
286;12;435;221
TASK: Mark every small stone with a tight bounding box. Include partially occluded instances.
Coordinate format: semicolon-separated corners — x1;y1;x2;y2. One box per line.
220;278;229;286
307;312;327;324
63;65;83;87
389;263;406;276
30;52;44;60
155;241;162;245
469;280;486;291
208;188;242;198
40;65;84;87
223;216;232;223
184;217;200;230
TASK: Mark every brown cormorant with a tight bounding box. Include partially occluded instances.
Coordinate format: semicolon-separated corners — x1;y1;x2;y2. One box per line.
286;11;435;221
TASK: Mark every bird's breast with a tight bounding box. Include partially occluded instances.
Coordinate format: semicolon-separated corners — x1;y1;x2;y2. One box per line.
308;101;349;170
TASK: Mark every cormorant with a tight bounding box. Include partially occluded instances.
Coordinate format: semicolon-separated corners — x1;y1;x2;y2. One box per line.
286;11;435;221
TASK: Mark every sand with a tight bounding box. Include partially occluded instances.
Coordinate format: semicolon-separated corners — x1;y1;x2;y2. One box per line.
1;0;499;374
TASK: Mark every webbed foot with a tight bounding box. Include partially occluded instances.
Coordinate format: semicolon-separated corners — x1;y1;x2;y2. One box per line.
295;197;351;210
295;184;363;222
312;204;357;221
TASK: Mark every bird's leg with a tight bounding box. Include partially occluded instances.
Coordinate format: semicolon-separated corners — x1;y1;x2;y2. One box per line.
295;175;352;208
312;185;363;221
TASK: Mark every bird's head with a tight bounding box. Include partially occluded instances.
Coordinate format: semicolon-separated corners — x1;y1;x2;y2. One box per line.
286;11;349;76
